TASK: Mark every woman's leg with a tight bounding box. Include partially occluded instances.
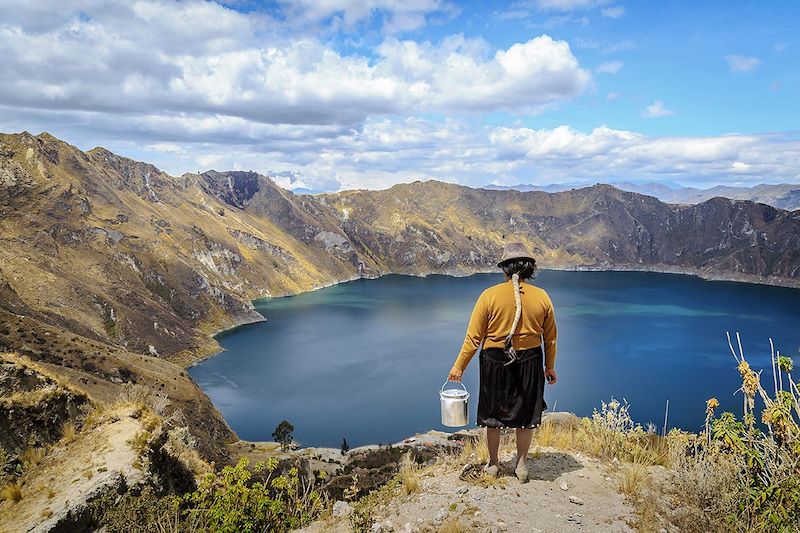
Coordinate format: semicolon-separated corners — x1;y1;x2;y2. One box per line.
486;427;500;465
515;428;533;466
514;428;533;482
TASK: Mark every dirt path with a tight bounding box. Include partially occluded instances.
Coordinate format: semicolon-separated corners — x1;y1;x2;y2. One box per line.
306;443;636;533
0;407;145;533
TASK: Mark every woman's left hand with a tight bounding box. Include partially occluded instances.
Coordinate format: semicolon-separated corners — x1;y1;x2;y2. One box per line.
448;366;463;382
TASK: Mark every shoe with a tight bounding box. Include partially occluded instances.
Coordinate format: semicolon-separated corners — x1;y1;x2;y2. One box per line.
515;462;529;483
483;463;499;478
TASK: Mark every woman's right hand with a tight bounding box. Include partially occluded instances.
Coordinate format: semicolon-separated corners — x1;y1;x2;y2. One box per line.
448;366;463;382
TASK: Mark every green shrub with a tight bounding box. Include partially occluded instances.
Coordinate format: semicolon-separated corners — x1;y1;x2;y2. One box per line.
182;457;325;533
685;334;800;531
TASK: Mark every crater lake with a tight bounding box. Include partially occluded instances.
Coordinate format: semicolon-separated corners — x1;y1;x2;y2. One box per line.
189;271;800;447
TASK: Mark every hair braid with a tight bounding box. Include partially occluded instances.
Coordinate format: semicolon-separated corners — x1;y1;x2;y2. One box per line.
503;272;523;365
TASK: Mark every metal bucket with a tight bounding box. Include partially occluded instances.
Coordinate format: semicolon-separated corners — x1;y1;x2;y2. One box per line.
440;381;470;427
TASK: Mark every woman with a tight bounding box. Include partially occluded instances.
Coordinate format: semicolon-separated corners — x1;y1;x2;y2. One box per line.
448;242;558;483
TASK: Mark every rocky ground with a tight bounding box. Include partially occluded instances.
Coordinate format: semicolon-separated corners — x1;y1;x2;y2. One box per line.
0;406;147;532
293;422;645;533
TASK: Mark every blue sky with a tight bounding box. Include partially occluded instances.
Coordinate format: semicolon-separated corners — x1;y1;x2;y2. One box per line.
0;0;798;190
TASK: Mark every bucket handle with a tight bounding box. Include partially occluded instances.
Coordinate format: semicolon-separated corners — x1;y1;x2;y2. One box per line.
441;380;468;393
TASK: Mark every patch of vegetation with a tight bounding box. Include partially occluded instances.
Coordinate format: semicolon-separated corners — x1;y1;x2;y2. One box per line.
534;399;671;468
0;481;23;503
88;485;181;533
665;335;800;531
60;421;77;443
349;476;402;533
20;446;45;468
103;318;118;338
398;453;420;495
144;279;172;302
180;457;326;533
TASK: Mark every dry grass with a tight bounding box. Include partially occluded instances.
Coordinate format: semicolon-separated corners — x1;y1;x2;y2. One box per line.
60;421;77;443
533;415;672;469
438;516;472;533
0;482;23;503
398;453;420;495
20;447;45;467
0;352;85;397
618;462;649;498
474;435;489;464
0;388;61;407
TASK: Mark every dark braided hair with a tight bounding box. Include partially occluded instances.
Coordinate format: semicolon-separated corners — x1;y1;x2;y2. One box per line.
500;257;537;280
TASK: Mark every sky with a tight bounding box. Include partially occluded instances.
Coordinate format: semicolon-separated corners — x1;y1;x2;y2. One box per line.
0;0;798;192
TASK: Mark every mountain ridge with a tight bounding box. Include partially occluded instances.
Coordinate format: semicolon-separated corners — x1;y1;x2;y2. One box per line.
484;180;800;210
2;131;799;364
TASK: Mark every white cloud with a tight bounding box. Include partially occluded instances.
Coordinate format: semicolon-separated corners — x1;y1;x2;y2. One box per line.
59;118;796;192
724;54;760;73
487;125;800;185
532;0;610;11
498;0;617;20
606;91;620;101
0;3;590;127
596;60;623;74
642;100;674;118
600;6;625;18
277;0;455;33
2;1;797;194
574;37;636;53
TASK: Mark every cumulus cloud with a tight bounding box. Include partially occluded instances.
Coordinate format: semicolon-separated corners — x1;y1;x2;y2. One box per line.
724;54;761;73
486;125;800;185
2;1;797;193
0;1;590;127
642;100;674;118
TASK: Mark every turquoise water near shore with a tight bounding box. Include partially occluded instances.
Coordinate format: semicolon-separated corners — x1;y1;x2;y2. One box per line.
189;271;800;447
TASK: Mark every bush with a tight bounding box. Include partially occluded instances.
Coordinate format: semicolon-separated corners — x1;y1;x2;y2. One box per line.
712;334;800;528
182;457;325;533
669;334;800;531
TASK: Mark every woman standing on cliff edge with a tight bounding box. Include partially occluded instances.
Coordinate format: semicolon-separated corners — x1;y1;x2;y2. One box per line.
448;242;558;483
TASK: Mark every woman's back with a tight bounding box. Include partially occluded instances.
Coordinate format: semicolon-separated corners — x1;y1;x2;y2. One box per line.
453;278;557;372
479;280;555;351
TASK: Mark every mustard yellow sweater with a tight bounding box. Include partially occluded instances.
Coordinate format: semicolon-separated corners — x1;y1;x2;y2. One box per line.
453;280;557;371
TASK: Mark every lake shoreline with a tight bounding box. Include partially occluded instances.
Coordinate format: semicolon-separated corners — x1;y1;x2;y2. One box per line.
190;267;799;449
196;263;799;368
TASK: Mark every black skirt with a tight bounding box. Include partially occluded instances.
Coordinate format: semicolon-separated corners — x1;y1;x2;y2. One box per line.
477;346;547;429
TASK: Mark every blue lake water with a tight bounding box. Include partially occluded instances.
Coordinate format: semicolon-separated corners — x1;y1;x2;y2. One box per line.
189;271;800;447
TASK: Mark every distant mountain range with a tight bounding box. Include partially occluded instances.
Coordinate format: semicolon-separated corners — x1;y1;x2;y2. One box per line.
483;181;800;211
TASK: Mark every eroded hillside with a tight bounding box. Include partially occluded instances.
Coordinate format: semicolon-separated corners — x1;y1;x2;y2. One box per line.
2;131;799;367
